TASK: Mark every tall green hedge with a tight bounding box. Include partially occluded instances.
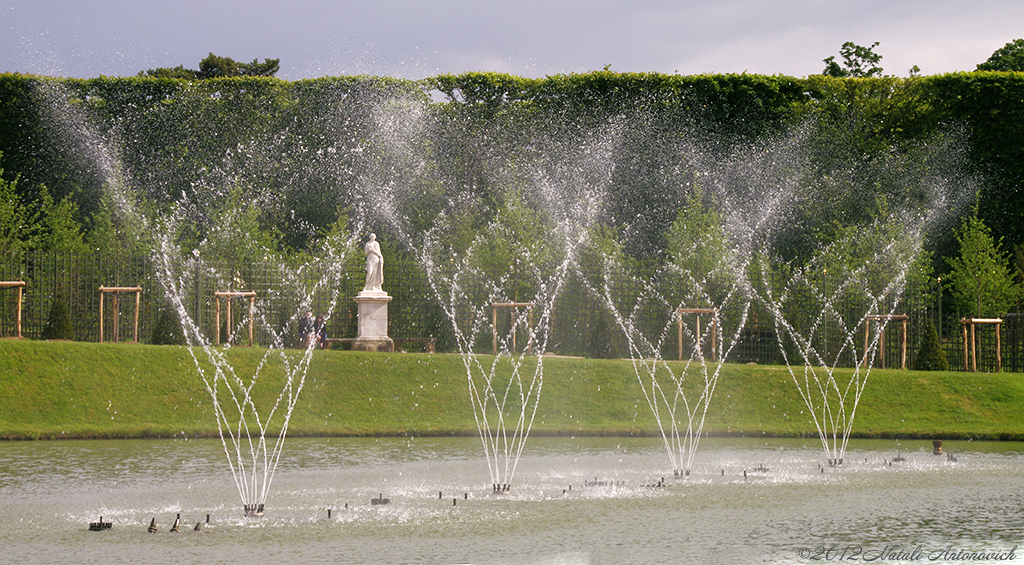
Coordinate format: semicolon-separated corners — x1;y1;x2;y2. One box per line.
1;71;1023;260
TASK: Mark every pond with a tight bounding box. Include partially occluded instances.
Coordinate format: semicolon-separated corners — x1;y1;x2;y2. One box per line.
1;436;1021;564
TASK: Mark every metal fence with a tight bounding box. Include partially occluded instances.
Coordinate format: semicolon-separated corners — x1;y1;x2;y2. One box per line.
1;250;1020;372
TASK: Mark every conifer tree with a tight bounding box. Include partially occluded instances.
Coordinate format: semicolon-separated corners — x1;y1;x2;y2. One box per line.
40;290;75;340
914;319;948;371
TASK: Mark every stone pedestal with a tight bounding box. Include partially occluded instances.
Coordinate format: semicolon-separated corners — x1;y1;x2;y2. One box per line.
353;291;393;352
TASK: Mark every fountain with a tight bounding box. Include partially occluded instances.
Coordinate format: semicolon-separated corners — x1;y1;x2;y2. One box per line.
33;80;358;516
685;122;974;466
23;73;976;493
354;107;618;490
3;72;1018;565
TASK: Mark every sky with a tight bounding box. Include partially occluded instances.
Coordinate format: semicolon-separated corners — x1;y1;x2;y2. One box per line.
3;0;1023;80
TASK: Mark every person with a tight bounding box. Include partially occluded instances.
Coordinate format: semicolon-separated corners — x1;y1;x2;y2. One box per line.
363;233;384;292
298;311;313;347
313;315;326;349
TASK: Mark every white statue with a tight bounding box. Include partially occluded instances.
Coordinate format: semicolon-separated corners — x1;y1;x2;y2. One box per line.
363;233;384;292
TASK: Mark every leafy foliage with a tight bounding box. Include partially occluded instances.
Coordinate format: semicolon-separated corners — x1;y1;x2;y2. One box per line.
946;210;1021;317
0;156;39;254
140;53;280;79
822;42;885;78
976;39;1024;71
665;188;732;306
0;70;1022;276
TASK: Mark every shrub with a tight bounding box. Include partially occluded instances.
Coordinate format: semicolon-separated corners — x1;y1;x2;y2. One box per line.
915;319;948;371
40;291;75;340
151;306;185;345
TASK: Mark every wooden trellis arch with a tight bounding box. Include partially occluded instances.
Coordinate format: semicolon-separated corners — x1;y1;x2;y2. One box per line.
960;317;1002;372
677;307;718;361
214;291;256;346
99;286;142;343
861;314;908;370
0;281;26;338
491;302;533;354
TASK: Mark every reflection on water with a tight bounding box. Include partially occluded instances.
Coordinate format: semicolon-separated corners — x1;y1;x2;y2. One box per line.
1;437;1022;564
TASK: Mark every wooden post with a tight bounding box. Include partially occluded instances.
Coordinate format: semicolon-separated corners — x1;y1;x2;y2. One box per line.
528;305;533;354
134;290;141;342
959;318;1004;373
16;284;22;338
961;319;969;372
695;314;702;359
248;294;255;346
491;302;534;355
677;308;718;362
879;324;886;369
711;316;717;362
225;296;232;345
901;317;907;370
971;321;977;373
99;291;104;343
98;286;143;343
214;296;221;346
863;323;870;368
111;294;120;342
0;282;27;338
677;311;683;361
863;315;908;370
214;291;257;347
997;320;1002;373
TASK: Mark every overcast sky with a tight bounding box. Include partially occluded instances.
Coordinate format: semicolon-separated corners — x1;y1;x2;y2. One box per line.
3;0;1023;80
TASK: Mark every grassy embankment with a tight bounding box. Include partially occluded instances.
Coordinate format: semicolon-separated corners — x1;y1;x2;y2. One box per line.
1;339;1022;440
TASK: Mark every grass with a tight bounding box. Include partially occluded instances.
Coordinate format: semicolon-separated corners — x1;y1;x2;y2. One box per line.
1;339;1023;440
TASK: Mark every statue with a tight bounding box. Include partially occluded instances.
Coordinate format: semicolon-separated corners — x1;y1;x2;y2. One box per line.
363;233;384;293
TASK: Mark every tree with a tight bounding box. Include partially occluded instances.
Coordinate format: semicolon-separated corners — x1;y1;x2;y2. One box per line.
976;39;1024;71
0;155;40;254
138;65;198;79
946;210;1021;317
914;319;948;371
151;305;185;345
198;53;241;78
140;54;279;80
36;186;87;253
241;58;280;77
40;290;75;340
665;188;732;305
822;42;884;78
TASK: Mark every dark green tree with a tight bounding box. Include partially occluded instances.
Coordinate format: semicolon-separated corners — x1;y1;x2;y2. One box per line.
240;58;280;77
822;42;884;77
40;291;75;340
586;309;620;359
198;53;241;78
197;54;280;78
137;65;198;79
914;319;948;371
976;39;1024;71
142;54;281;79
151;305;185;345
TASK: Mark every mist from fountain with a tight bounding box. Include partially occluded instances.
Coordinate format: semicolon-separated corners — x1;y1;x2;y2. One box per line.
696;122;976;466
34;81;359;515
580;196;752;477
353;95;618;489
27;75;978;486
